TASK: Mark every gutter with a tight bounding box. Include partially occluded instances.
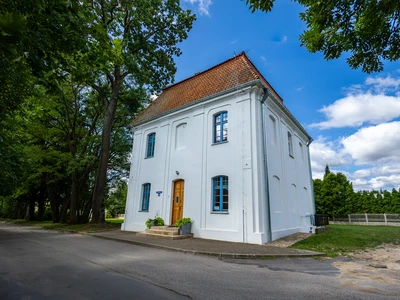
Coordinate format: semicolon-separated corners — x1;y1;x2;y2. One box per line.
260;88;272;243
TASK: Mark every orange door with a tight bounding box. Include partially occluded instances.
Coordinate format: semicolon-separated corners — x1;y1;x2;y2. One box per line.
172;180;184;225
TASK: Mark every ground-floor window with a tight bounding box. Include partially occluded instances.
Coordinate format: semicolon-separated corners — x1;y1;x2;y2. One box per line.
141;183;151;211
212;176;228;212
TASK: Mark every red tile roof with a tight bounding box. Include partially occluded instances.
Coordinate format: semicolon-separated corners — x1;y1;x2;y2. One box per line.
132;52;283;126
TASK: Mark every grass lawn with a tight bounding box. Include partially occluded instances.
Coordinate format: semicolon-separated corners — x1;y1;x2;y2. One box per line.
0;218;123;233
105;218;124;224
291;224;400;257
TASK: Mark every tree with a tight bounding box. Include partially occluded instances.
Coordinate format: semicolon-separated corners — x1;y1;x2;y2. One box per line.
324;165;331;179
105;180;128;218
245;0;400;73
73;0;196;223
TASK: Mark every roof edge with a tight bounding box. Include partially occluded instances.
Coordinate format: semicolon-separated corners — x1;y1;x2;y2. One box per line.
131;79;262;127
262;85;312;142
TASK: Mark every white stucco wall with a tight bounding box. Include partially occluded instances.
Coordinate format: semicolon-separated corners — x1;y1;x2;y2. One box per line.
262;97;314;240
122;84;314;244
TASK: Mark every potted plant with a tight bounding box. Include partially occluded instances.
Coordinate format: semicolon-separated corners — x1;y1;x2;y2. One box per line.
154;216;165;226
145;218;155;229
145;216;165;229
175;217;193;235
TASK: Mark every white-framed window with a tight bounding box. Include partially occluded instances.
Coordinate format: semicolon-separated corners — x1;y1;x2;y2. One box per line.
213;111;228;143
212;176;229;212
141;183;151;211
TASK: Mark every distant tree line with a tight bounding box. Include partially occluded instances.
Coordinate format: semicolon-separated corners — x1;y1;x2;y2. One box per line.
314;166;400;217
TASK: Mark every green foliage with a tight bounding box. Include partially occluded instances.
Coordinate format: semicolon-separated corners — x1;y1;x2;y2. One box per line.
245;0;400;73
175;217;192;228
291;225;400;257
314;169;400;216
145;218;153;229
145;216;165;228
154;217;165;226
105;180;128;218
0;0;196;224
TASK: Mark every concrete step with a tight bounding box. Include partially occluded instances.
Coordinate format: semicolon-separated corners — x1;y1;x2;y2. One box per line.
149;226;179;232
137;232;193;240
146;229;179;236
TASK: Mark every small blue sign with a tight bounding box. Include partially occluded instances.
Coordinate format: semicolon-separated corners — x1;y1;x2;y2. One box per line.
156;191;162;197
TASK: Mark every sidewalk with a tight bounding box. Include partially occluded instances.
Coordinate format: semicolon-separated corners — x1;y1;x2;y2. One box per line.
90;230;323;259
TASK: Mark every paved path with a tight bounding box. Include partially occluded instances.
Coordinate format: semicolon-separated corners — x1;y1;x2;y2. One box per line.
1;223;399;300
91;230;321;258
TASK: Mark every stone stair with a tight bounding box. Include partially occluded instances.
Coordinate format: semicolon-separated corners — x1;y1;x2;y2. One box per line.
137;226;193;240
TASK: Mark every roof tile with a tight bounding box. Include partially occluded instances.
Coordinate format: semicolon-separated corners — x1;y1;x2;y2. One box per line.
132;52;282;126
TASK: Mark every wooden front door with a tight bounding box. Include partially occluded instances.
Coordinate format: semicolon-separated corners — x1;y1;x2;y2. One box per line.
172;180;184;225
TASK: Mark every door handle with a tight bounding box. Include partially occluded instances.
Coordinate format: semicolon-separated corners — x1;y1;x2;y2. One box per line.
176;196;179;203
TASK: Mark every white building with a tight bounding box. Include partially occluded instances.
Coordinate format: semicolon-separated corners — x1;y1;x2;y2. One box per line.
122;52;315;244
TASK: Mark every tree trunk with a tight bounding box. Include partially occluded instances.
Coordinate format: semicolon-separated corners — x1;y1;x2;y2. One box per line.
37;193;44;221
59;197;71;223
27;196;35;221
79;197;92;224
69;172;79;224
47;183;60;223
91;78;121;223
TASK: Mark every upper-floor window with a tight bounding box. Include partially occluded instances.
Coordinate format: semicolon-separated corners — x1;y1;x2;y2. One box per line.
214;111;228;143
146;133;156;158
212;176;229;212
288;132;294;157
141;183;151;211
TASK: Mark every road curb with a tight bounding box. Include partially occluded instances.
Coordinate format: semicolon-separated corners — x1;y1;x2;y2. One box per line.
89;234;323;259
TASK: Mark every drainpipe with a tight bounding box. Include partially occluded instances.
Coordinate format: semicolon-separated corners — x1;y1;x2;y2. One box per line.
260;88;272;243
306;138;316;215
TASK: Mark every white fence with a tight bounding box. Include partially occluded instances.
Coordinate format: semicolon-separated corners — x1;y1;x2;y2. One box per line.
331;214;400;226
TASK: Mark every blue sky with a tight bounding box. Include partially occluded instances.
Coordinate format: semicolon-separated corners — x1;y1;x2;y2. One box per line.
173;0;400;191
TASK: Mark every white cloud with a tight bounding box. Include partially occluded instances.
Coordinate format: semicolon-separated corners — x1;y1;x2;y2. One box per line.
184;0;212;16
296;86;304;92
351;175;400;191
311;73;400;129
280;35;287;43
260;56;266;62
309;125;400;190
309;136;349;175
230;39;238;44
341;122;400;165
365;74;400;92
311;93;400;129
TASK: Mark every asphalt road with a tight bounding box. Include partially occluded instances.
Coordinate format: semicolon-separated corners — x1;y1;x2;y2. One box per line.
0;223;398;300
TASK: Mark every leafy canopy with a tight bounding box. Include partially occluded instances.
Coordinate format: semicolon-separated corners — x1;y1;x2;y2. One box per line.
246;0;400;73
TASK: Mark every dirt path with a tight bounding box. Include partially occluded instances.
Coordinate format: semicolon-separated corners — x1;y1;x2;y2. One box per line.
334;245;400;296
271;233;400;296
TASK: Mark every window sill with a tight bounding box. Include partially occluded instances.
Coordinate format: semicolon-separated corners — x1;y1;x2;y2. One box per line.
289;154;294;159
211;211;229;214
212;141;229;146
138;210;149;212
144;156;154;159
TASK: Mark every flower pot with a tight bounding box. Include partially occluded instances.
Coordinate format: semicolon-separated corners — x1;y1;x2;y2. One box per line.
180;222;192;235
150;220;155;227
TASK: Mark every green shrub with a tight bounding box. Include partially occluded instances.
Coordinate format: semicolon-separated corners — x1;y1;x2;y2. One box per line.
145;217;165;228
154;217;164;226
175;217;192;228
